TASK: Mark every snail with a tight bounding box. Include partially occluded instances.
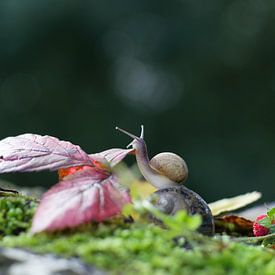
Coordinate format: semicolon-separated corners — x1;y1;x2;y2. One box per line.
116;125;215;236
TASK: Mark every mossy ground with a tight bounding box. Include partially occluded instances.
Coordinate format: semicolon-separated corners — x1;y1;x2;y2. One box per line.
0;195;274;275
0;195;38;235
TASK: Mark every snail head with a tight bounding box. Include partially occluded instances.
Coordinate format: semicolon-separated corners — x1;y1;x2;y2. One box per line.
115;125;146;153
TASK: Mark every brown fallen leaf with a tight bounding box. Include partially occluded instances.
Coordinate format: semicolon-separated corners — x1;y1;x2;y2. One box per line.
215;215;254;236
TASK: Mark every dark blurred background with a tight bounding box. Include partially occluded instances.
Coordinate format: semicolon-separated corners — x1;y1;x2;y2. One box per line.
0;0;274;202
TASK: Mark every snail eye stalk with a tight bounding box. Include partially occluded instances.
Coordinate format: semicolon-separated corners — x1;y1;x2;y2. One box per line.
116;125;144;148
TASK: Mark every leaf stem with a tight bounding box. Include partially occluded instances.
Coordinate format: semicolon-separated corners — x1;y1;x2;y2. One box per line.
231;233;275;243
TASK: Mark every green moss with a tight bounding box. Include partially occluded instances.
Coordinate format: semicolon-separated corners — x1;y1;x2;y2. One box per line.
0;195;38;236
1;223;275;275
0;195;274;275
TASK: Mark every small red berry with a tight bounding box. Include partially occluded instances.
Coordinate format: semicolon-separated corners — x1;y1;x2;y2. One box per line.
253;214;270;237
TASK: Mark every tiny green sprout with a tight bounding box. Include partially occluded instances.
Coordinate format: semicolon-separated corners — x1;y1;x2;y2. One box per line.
267;207;275;221
122;197;202;239
258;207;275;231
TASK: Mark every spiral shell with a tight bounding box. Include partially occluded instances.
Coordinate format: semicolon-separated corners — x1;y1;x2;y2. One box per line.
151;186;215;236
150;152;188;183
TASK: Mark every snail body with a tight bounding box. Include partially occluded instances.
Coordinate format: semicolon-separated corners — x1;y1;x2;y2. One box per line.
116;126;215;236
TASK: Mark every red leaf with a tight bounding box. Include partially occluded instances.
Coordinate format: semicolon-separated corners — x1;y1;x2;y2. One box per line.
95;148;135;167
0;134;103;173
31;167;131;233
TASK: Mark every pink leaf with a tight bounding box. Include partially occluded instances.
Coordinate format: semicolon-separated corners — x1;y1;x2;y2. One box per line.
31;167;131;233
94;148;134;167
0;134;102;173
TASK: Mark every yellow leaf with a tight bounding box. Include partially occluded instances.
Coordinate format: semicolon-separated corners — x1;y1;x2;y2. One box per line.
130;180;156;199
209;191;261;216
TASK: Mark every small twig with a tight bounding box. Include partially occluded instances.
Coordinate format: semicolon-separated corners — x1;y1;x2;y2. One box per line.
0;187;19;196
231;233;275;243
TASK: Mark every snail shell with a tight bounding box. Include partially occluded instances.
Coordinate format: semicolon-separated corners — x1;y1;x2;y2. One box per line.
151;186;215;236
150;152;188;183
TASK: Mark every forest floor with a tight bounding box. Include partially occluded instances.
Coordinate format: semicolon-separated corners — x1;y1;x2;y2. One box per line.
0;194;274;275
